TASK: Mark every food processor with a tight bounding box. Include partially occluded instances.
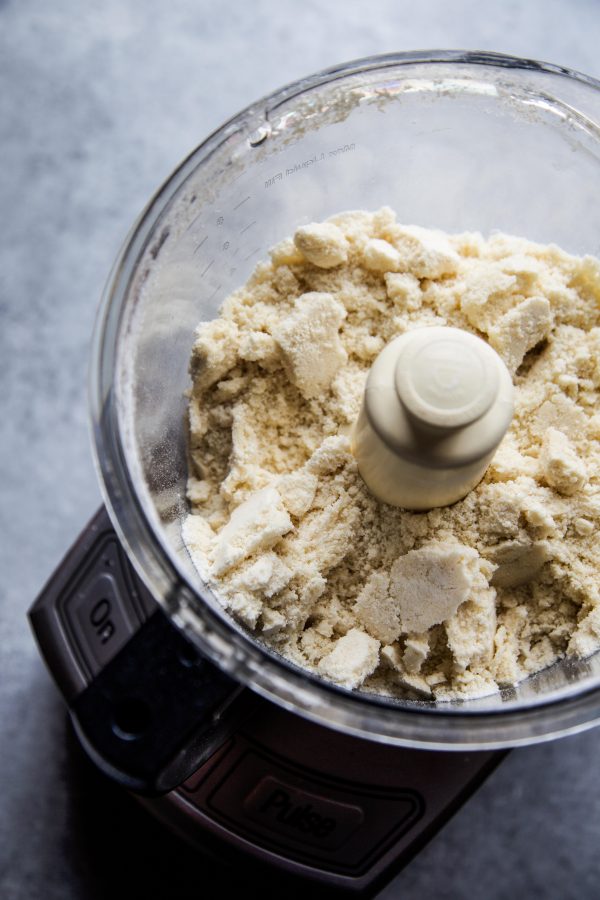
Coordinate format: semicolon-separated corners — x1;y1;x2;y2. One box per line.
29;51;600;895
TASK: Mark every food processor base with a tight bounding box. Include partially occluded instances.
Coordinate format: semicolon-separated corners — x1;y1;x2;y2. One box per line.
142;698;505;895
29;508;505;895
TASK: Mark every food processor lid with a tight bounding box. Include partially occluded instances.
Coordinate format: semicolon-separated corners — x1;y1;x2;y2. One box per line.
89;50;600;749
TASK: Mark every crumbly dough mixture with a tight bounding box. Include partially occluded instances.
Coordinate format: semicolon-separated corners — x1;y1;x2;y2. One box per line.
182;208;600;701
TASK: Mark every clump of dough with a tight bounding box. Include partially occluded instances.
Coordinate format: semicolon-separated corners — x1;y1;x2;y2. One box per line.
318;629;380;689
294;222;349;268
487;297;553;374
211;487;293;576
271;292;347;399
390;224;460;278
362;238;401;272
389;543;479;634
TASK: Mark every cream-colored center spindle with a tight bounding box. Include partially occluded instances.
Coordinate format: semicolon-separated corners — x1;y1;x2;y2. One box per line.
352;326;515;510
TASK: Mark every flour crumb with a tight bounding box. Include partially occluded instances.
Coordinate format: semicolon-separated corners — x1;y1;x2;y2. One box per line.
227;593;263;629
261;608;287;636
402;634;430;674
539;428;588;495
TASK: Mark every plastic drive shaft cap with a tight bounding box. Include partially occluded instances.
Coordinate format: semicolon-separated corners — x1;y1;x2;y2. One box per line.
394;328;499;429
352;327;515;511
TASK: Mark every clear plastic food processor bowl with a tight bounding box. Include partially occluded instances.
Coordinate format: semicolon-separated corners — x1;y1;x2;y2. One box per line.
90;51;600;749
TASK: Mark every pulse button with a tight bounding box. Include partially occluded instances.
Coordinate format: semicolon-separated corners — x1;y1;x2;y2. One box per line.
243;775;364;851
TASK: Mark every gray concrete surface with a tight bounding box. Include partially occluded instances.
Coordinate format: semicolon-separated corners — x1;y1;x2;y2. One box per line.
2;1;600;897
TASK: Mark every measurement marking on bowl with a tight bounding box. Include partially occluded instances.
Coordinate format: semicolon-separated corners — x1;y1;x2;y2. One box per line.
264;142;357;189
240;221;256;234
208;284;222;302
243;247;261;261
185;212;203;233
193;235;208;255
234;196;251;210
201;259;214;278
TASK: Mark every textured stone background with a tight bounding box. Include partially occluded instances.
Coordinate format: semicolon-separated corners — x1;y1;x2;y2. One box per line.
2;1;600;897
